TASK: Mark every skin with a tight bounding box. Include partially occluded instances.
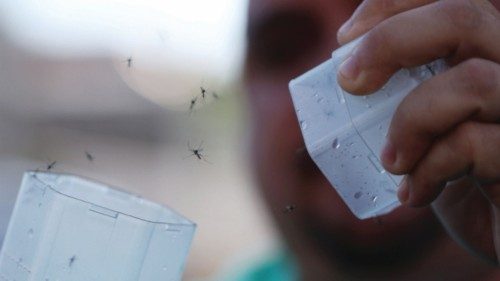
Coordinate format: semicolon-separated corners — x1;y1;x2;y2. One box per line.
245;0;500;280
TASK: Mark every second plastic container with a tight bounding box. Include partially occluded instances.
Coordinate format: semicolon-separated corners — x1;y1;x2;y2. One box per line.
0;171;196;281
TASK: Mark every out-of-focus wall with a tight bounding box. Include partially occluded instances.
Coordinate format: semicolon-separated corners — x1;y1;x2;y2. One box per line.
0;14;277;279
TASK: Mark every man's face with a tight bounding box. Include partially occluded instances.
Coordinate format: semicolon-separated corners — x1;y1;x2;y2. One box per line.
245;0;442;268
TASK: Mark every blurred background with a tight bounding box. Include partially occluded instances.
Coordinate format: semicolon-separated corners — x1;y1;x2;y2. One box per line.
0;0;279;280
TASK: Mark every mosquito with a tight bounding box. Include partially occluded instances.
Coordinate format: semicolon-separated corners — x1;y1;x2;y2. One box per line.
186;141;210;163
69;255;76;267
200;87;207;100
124;56;133;68
85;151;94;162
189;97;198;114
283;204;297;214
46;161;57;171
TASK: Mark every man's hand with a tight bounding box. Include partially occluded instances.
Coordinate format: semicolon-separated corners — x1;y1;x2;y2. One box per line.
336;0;500;263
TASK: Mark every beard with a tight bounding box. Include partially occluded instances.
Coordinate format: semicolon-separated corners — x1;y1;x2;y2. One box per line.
299;209;445;277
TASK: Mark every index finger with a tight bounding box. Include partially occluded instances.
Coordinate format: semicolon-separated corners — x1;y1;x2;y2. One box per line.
337;0;500;95
337;0;437;45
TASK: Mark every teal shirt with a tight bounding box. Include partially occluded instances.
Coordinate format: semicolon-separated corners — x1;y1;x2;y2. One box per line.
219;251;298;281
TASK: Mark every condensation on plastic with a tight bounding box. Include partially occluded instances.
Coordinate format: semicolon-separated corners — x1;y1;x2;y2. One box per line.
0;172;196;281
289;37;447;219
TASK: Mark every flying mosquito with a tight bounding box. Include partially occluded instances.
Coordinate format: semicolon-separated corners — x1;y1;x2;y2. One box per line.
186;141;210;163
85;151;94;162
200;87;207;100
189;97;198;114
124;56;133;68
46;161;57;171
69;255;76;267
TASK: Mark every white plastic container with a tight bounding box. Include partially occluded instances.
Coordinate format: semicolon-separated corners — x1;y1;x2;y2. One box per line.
289;37;446;219
0;171;196;281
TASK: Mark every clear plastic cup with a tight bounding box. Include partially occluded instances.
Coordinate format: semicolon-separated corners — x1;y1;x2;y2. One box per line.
0;171;196;281
289;37;446;219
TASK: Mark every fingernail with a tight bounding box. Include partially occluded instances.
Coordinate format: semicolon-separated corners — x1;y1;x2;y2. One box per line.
381;140;396;167
337;19;353;38
398;177;409;204
339;55;360;81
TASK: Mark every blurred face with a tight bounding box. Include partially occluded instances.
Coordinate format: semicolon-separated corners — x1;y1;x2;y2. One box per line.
244;0;443;273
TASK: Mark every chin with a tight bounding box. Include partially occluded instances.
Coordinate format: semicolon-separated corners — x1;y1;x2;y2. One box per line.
253;125;445;270
297;177;444;270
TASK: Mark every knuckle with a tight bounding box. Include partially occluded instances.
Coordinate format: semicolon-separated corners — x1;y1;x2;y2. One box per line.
393;98;416;128
361;26;390;61
377;0;399;12
439;0;486;31
457;58;498;96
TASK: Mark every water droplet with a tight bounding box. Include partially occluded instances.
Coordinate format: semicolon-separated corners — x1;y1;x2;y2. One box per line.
300;121;308;130
28;228;34;238
371;196;378;203
354;192;362;199
332;139;340;149
163;266;168;271
38;202;42;208
163;224;170;231
317;97;324;103
362;96;368;100
365;104;372;109
296;109;301;113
